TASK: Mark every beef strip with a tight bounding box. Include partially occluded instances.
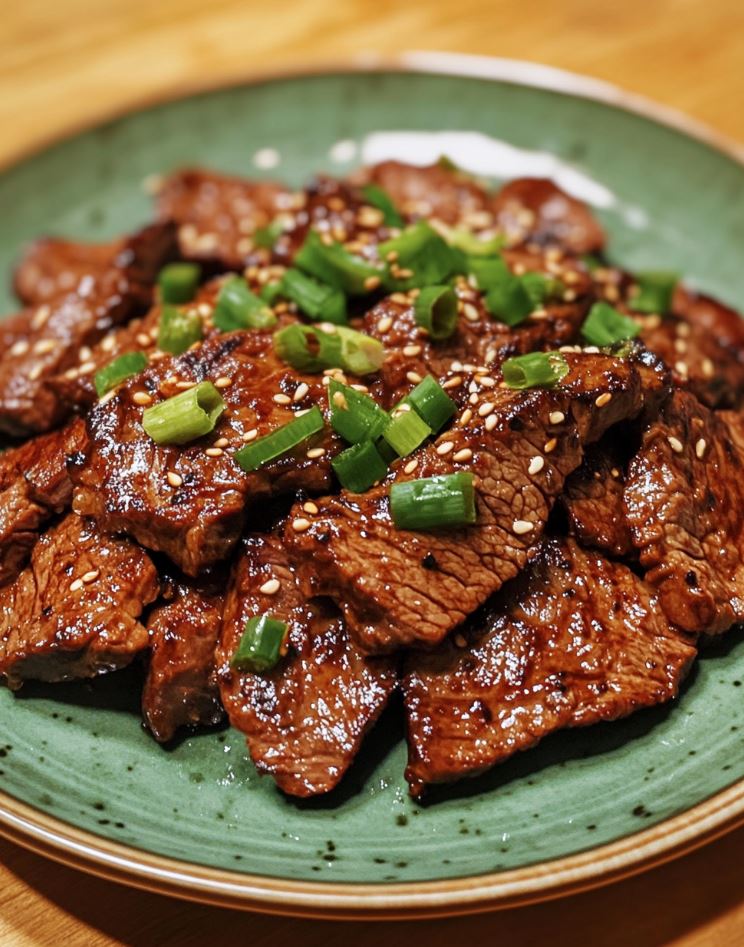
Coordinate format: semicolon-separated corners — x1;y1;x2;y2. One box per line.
286;350;669;653
402;537;696;797
142;572;226;742
13;237;125;307
0;419;87;585
0;222;176;436
216;535;397;797
0;513;158;689
71;330;341;575
625;389;744;634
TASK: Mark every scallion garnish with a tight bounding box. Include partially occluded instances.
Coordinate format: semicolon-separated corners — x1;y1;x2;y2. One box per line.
158;262;201;304
94;352;148;397
142;381;225;445
520;271;564;306
405;375;457;432
157;305;203;355
361;184;404;227
328;380;388;444
390;472;476;531
253;219;284;249
295;230;381;295
383;408;431;457
630;271;679;314
468;256;511;291
213;277;277;332
233;406;324;472
484;275;534;327
501;352;570;390
335;326;385;375
414;285;458;340
581;301;640;347
378;221;461;290
273;324;383;376
259;281;284;306
446;228;505;257
332;440;388;492
231;615;288;672
279;268;347;324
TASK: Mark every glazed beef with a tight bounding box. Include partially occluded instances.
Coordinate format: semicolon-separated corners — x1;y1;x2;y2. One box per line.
142;573;225;742
403;537;696;797
0;222;176;436
217;535;396;797
625;390;744;634
286;350;668;653
71;330;340;575
0;513;158;689
14;237;126;307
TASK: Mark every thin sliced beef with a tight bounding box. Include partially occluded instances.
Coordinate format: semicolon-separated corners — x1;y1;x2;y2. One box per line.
625;390;744;634
217;535;396;797
0;222;176;436
0;513;158;689
403;537;696;797
14;237;125;307
490;178;606;254
0;419;87;585
142;573;225;742
71;330;340;575
286;350;669;653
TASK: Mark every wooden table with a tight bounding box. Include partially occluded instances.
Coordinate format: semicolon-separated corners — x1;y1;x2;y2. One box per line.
2;0;743;942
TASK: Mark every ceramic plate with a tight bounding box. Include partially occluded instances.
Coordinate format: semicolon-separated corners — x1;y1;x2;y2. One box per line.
1;55;743;919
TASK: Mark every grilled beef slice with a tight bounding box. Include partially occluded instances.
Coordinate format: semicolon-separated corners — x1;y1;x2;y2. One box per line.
142;574;226;742
71;330;340;575
0;222;176;436
0;513;158;689
625;390;744;634
217;535;396;797
14;237;127;307
0;419;87;585
286;350;668;654
402;537;696;797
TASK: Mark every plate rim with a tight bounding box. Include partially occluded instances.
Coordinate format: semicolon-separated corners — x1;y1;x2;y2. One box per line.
1;52;743;919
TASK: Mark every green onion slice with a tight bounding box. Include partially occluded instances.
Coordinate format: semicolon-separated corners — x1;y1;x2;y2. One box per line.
328;380;388;444
501;352;570;390
581;301;641;347
335;326;385;375
390;472;476;531
383;408;431;457
142;381;225;446
332;440;388;493
520;271;564;306
378;221;462;290
360;184;404;227
259;281;284;306
158;262;201;304
406;375;457;432
295;230;381;295
234;405;324;472
157;305;203;355
414;285;458;340
230;615;288;672
468;256;511;290
94;352;148;397
446;228;505;257
484;276;534;327
253;219;284;249
279;268;347;324
213;277;277;332
274;324;383;376
630;271;679;314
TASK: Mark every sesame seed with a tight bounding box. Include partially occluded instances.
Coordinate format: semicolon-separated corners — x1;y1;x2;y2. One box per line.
695;438;707;459
351;384;369;392
302;501;319;515
306;447;326;459
562;289;577;303
397;267;414;279
478;402;495;417
31;305;51;329
610;467;621;478
403;344;422;357
215;376;233;389
332;390;348;409
468;393;478;405
549;411;565;424
273;393;292;405
702;358;715;378
82;569;100;584
674;361;689;377
513;519;534;535
132;391;152;406
528;456;545;475
293;382;310;401
33;338;55;355
479;376;496;387
544;438;558;453
259;578;280;595
667;436;684;453
468;381;479;394
78;361;95;374
451;361;464;372
322;376;331;387
214;437;229;448
436;441;454;456
63;367;79;380
79;346;92;362
595;392;612;408
292;517;311;533
459;409;473;425
69;578;84;592
676;322;691;338
484;414;497;432
98;390;116;405
358;206;385;229
205;447;223;457
363;275;381;291
390;292;409;305
512;262;526;276
136;332;151;347
386;250;399;262
242;429;258;442
442;376;462;390
100;334;116;352
674;338;688;354
463;302;480;323
10;340;29;356
404;459;418;474
463;363;477;373
406;371;423;384
176;380;195;390
583;346;600;355
453;448;473;462
167;472;183;487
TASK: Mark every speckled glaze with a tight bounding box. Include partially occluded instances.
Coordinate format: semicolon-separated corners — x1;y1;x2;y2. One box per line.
0;61;743;915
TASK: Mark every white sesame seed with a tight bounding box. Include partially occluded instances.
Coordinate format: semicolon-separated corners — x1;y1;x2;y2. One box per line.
69;578;84;592
595;393;612;408
78;361;95;374
293;382;310;401
332;390;348;409
583;345;600;355
273;393;292;405
33;338;55;355
610;467;621;478
479;376;496;387
450;361;464;372
695;438;706;459
528;456;545;475
63;367;79;380
468;393;479;405
303;501;319;515
459;409;473;425
98;390;116;405
544;438;558;453
10;340;29;356
292;517;311;533
306;447;326;459
132;391;152;406
667;436;684;454
485;414;497;432
390;292;409;305
242;429;258;442
453;448;473;462
167;472;183;487
364;275;382;292
674;361;689;377
462;363;477;373
214;437;229;448
701;358;715;378
676;322;691;338
404;459;418;474
259;578;280;595
322;376;331;387
674;339;688;354
549;411;565;424
513;519;534;535
478;402;495;417
82;569;100;584
175;381;195;390
436;441;454;456
79;346;92;362
442;376;462;390
136;332;151;347
468;381;479;394
100;334;116;352
406;371;423;384
463;302;480;323
205;447;223;457
403;344;422;357
31;305;50;329
212;376;232;390
377;315;393;334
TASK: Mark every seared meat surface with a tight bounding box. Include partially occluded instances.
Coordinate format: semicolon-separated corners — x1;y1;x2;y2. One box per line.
217;535;396;796
14;236;127;307
403;538;696;796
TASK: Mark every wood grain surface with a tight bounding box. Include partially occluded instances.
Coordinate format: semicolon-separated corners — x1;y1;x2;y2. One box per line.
1;0;743;943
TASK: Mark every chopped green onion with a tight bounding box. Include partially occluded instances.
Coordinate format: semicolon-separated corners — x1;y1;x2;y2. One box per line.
502;352;570;390
335;326;385;375
485;278;533;326
390;472;476;531
446;228;505;257
328;380;388;444
581;253;603;273
94;352;148;397
378;221;461;290
234;406;324;472
157;305;203;355
259;281;284;306
158;262;201;304
274;324;343;373
630;271;679;314
253;219;283;249
375;437;398;465
332;440;388;492
295;230;381;295
231;615;288;672
468;256;511;290
414;285;458;340
280;268;347;324
520;271;564;306
383;408;431;457
213;276;276;332
361;184;404;227
581;301;640;347
142;381;225;445
406;376;457;432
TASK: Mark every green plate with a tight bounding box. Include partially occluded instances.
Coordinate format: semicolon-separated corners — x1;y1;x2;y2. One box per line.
1;57;743;918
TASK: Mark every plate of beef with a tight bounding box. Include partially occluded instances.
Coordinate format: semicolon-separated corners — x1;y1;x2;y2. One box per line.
0;57;742;918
